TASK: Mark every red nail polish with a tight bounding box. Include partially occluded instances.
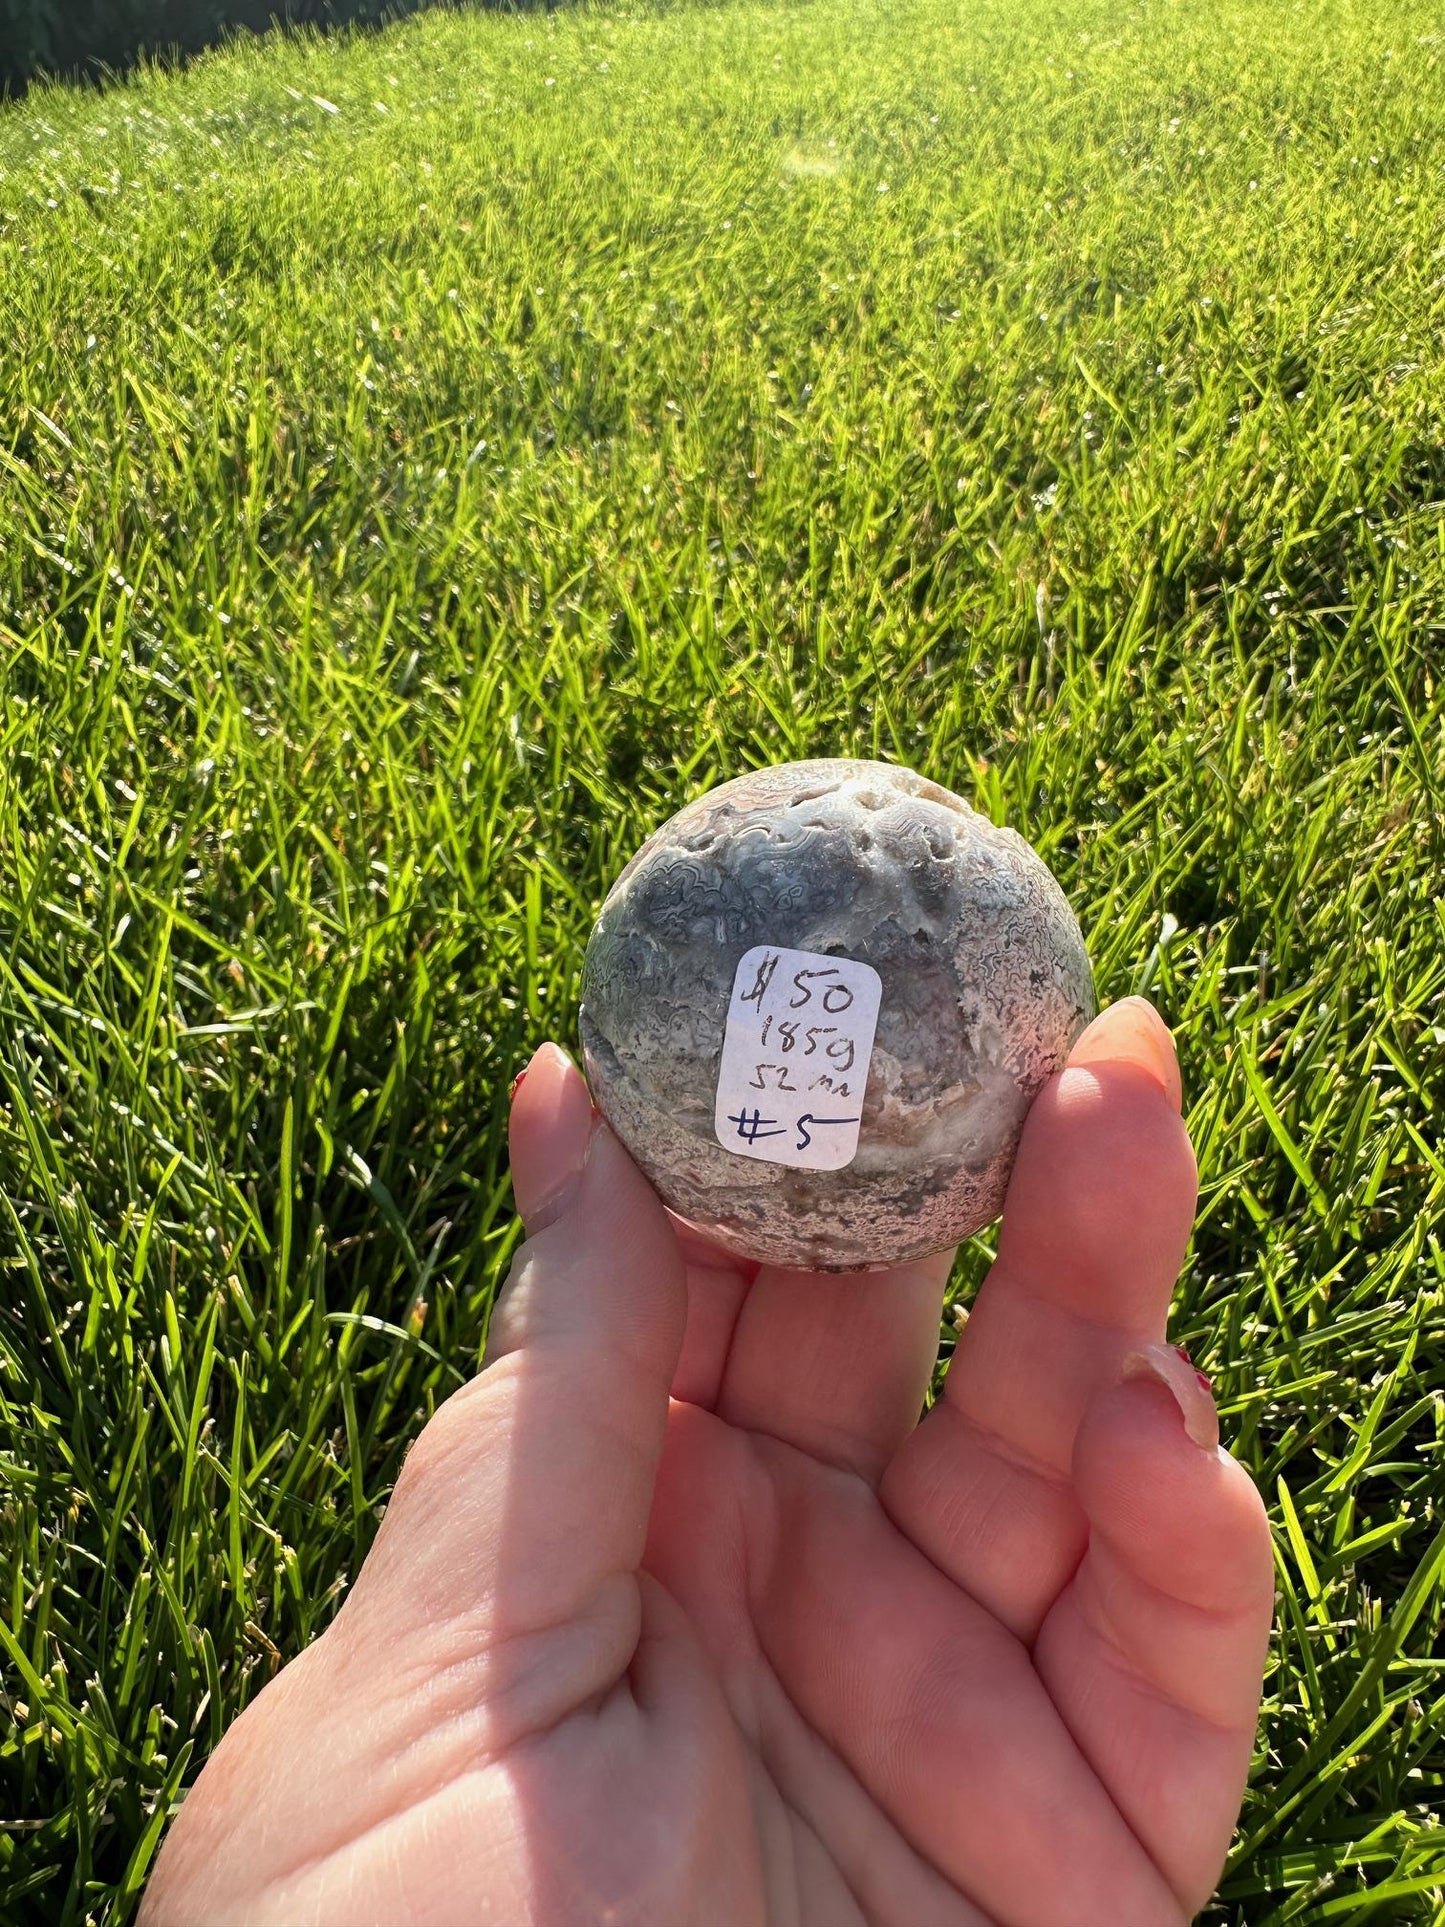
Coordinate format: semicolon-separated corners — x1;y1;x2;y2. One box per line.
1173;1341;1211;1391
1195;1367;1213;1391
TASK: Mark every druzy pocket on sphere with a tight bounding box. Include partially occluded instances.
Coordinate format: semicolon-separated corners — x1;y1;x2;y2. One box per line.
579;758;1095;1271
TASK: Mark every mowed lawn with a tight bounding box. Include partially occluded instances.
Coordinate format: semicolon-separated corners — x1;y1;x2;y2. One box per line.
2;0;1444;1916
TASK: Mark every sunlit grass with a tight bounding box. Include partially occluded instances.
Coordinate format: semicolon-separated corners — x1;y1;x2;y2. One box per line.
1;0;1444;1918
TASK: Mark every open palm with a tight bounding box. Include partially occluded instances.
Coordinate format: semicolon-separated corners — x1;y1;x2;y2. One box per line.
144;1000;1273;1927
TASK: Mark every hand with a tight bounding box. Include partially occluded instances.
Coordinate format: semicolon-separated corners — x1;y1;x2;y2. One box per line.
143;998;1273;1927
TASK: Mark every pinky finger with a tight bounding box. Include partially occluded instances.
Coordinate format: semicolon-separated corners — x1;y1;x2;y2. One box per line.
1033;1346;1275;1919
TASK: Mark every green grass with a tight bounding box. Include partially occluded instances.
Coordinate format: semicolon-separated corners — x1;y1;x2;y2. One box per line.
1;0;1444;1916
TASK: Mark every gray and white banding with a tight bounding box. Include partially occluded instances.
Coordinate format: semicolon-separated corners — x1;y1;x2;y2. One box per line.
579;759;1095;1270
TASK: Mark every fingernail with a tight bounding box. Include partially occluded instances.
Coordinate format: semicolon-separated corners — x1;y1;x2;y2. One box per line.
1172;1341;1213;1393
508;1048;570;1109
1069;997;1182;1111
529;1121;600;1231
1121;1342;1220;1450
513;1041;574;1100
523;1047;599;1233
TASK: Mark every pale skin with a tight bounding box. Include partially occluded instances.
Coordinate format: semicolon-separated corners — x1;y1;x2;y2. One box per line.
143;997;1274;1927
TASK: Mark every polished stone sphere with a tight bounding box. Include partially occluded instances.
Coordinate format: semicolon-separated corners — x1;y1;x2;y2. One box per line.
579;759;1094;1270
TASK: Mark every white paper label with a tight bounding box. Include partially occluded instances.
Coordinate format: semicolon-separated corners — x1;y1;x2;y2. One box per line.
713;945;882;1170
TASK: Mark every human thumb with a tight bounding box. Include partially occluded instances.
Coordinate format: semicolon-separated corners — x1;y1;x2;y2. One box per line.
350;1042;687;1650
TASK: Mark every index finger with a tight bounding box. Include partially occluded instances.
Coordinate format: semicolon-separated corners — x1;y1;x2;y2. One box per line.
706;1241;958;1482
662;1210;956;1466
665;1211;756;1410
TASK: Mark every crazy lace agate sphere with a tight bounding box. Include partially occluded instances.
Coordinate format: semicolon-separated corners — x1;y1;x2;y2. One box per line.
579;759;1094;1270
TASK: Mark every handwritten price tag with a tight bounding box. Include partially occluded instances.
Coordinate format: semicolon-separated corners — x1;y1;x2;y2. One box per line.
713;945;882;1170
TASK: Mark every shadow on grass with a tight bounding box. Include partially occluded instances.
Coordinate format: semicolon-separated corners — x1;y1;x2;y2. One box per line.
0;0;570;101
